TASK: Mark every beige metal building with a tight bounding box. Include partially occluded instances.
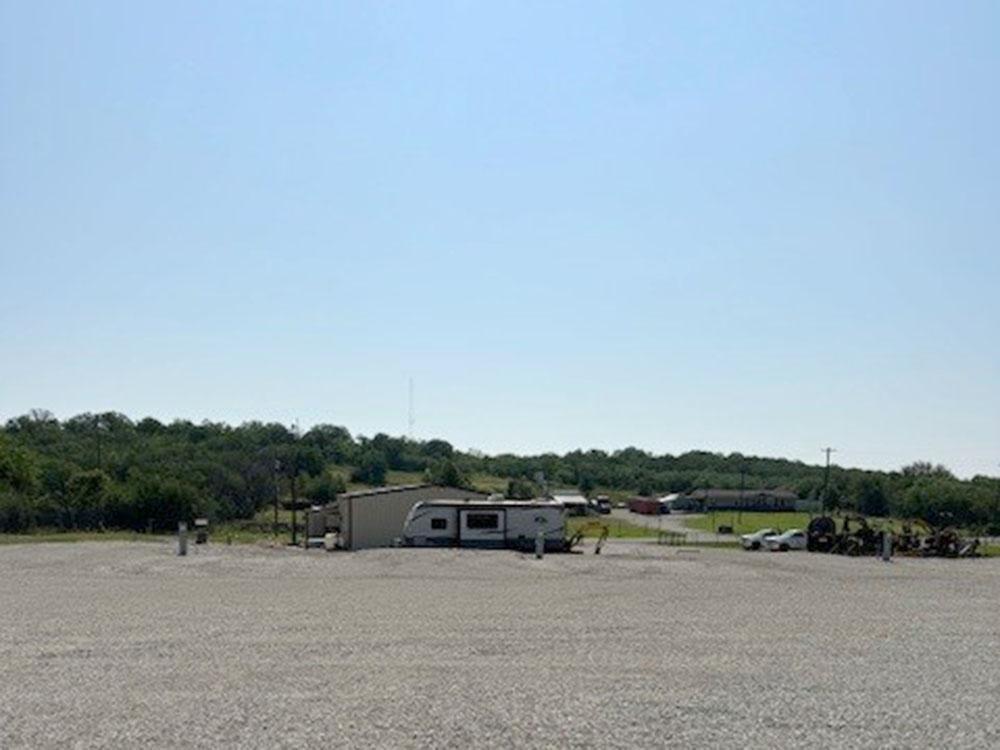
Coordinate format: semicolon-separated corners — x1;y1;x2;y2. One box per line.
336;484;488;550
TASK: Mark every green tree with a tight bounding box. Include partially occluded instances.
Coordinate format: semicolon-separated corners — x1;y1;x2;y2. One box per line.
0;437;39;493
305;472;347;503
427;460;467;489
352;449;388;485
505;478;537;500
129;476;200;531
65;469;111;528
854;476;889;517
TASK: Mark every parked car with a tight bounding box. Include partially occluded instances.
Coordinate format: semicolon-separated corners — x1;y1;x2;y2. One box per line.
740;528;775;551
764;529;807;552
593;496;612;514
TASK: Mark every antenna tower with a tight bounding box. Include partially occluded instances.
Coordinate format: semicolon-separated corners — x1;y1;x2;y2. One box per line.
408;378;415;439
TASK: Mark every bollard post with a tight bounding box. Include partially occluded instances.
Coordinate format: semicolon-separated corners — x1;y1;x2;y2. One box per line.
178;521;188;557
881;531;892;562
535;530;544;560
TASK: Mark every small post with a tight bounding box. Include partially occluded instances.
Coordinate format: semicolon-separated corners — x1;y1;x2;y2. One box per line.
881;531;892;562
535;530;544;559
177;521;188;557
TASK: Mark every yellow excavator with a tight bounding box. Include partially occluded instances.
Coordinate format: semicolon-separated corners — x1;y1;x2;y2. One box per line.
566;521;610;554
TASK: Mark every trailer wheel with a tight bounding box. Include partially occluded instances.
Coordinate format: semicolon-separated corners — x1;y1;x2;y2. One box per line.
779;543;789;552
751;541;761;550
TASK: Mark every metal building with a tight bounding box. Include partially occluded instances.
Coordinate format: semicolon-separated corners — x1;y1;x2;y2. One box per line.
682;488;799;512
336;484;488;550
549;491;590;516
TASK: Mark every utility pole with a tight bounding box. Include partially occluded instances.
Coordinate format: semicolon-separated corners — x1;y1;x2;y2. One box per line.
290;472;298;547
93;415;103;471
738;466;747;526
821;447;836;512
273;458;281;541
993;463;1000;534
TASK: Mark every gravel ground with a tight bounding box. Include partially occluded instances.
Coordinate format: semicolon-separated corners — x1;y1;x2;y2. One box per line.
1;541;998;749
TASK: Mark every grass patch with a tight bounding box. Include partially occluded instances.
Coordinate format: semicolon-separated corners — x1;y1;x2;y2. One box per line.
566;516;660;539
467;473;510;495
384;469;428;486
683;512;813;537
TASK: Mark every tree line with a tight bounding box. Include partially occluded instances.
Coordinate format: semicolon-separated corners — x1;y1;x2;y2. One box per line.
1;409;998;534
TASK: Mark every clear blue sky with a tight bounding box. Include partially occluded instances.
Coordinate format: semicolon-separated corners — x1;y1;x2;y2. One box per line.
2;2;998;477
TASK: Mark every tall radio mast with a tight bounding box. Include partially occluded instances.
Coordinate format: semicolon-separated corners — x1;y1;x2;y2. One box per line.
408;377;415;439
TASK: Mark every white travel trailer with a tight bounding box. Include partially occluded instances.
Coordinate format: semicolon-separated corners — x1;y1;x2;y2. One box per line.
402;499;567;552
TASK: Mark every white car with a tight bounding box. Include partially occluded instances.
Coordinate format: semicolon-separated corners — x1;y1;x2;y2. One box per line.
764;529;807;552
740;528;776;551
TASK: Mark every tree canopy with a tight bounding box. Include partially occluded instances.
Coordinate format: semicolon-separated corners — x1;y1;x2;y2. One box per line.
1;411;997;534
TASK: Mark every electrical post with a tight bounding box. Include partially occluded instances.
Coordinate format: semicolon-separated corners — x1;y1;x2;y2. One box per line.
273;459;281;542
993;464;1000;537
821;447;836;511
738;466;746;526
290;474;298;547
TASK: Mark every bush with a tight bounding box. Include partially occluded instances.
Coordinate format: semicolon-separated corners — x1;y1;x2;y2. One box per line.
0;490;36;532
306;472;347;503
427;460;467;489
352;450;388;485
505;478;537;500
128;476;201;531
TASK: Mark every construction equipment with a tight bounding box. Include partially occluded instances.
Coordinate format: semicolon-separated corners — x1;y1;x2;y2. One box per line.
566;521;610;554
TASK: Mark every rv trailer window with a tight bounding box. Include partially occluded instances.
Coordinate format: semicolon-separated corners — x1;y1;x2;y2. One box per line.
466;513;499;529
431;518;447;530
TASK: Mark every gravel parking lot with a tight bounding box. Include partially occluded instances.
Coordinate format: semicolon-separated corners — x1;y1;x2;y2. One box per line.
1;541;998;749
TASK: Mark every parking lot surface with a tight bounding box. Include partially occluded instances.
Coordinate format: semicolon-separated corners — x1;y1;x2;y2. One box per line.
1;541;998;748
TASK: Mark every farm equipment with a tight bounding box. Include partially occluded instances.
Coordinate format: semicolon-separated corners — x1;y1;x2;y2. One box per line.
806;514;881;556
894;519;980;558
807;514;981;558
836;514;882;556
566;521;610;554
806;516;837;552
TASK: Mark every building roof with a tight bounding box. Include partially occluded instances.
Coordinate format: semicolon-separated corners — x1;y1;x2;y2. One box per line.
337;484;488;500
419;499;562;509
684;488;798;501
549;492;588;505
